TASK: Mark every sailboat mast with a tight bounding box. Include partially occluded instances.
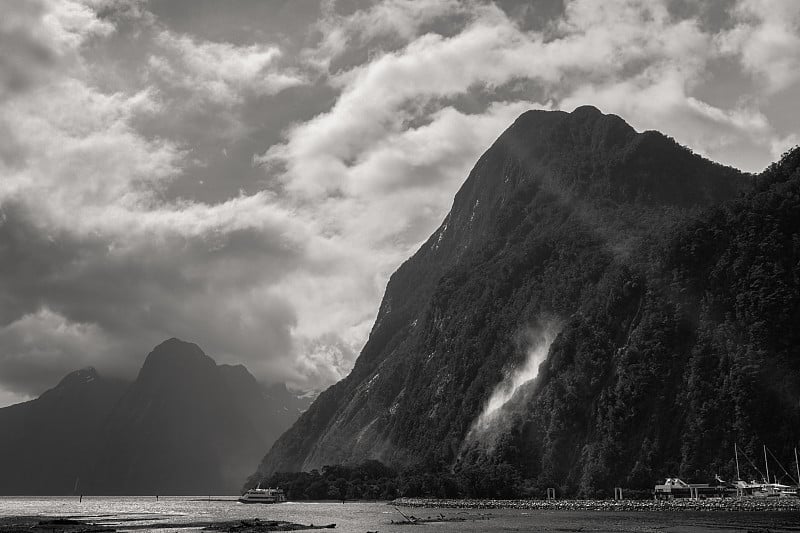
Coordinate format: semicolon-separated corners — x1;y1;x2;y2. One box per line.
764;445;770;484
795;447;799;488
735;444;741;481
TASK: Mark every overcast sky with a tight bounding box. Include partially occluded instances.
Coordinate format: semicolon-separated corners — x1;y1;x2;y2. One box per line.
0;0;798;407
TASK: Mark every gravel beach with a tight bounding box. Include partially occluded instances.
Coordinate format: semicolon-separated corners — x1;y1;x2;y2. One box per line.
392;497;800;512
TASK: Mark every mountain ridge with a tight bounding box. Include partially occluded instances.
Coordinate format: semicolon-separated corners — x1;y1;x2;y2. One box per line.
0;338;308;495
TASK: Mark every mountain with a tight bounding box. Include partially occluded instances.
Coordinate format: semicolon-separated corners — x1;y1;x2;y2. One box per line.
518;147;800;496
0;339;308;495
253;106;799;496
0;368;127;495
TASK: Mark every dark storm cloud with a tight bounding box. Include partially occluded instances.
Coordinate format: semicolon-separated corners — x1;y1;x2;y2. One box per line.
0;200;305;396
0;0;798;406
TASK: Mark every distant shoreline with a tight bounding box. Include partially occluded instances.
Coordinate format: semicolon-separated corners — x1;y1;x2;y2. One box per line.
392;497;800;511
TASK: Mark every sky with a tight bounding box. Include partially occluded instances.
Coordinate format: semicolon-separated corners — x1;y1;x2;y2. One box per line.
1;0;799;407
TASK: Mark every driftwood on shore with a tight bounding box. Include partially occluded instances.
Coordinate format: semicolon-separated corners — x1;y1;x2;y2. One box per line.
203;519;336;531
390;506;493;525
0;517;116;533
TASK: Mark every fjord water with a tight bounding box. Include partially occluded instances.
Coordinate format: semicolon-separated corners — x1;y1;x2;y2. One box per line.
3;497;800;533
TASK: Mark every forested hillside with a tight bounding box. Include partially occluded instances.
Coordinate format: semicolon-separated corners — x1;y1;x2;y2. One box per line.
508;147;800;496
250;107;797;497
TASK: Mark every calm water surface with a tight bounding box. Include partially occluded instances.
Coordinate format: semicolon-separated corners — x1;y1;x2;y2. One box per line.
2;497;800;533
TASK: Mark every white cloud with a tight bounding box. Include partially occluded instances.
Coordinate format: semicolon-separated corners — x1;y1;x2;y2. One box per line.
150;31;306;105
246;0;797;392
260;10;546;199
42;0;115;51
0;308;125;394
0;78;183;229
771;132;800;160
0;387;31;408
0;0;323;398
717;0;800;93
261;0;720;198
0;0;115;99
306;0;471;71
560;68;778;171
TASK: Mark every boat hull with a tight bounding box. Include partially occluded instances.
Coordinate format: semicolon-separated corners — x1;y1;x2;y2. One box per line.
238;487;287;504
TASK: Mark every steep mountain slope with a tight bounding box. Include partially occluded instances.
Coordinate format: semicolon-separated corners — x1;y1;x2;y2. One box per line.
253;106;751;484
514;147;800;496
0;368;127;495
0;339;307;495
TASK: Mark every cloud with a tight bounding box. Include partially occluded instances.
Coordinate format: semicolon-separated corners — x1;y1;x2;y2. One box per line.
0;79;182;229
0;0;319;400
262;0;767;202
0;0;114;99
305;0;472;71
247;0;796;400
559;68;779;171
0;200;309;395
150;31;306;106
260;7;550;199
0;1;56;98
1;0;798;407
717;0;800;93
0;307;122;396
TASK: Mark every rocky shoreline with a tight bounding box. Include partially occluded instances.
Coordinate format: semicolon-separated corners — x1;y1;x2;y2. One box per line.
392;497;800;512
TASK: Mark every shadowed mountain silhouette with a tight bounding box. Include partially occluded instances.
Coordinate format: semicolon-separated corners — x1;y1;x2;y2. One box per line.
0;338;307;495
0;368;126;495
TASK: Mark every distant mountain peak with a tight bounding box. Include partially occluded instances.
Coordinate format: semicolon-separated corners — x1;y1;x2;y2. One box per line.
571;104;602;116
505;105;637;159
137;337;217;382
145;337;212;362
151;336;203;353
0;338;307;496
219;363;261;389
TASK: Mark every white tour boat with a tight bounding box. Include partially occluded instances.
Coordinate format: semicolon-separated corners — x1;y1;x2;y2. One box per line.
238;485;287;504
